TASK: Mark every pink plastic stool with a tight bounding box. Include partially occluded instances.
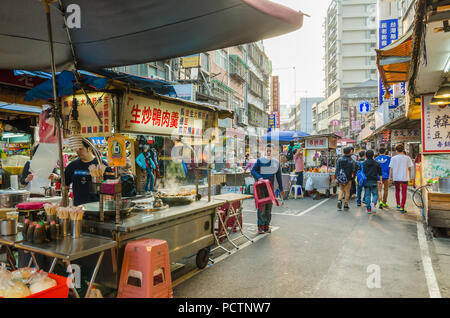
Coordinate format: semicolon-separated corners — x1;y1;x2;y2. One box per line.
253;180;279;210
117;239;173;298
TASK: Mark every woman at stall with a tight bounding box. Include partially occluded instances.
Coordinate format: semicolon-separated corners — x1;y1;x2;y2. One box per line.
20;144;60;191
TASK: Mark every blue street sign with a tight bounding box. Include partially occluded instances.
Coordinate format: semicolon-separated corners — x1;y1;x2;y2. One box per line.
358;101;371;114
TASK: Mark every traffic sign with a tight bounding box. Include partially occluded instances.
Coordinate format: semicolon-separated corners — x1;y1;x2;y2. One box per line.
358;101;371;114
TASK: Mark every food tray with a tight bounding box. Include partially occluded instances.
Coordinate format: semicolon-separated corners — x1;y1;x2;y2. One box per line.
133;204;169;213
159;195;195;206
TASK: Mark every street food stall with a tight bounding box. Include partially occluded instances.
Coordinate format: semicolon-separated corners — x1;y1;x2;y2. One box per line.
0;0;306;298
303;133;340;197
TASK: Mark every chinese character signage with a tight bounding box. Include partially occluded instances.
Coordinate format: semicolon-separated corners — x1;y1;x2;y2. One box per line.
120;94;212;136
351;120;361;131
272;76;280;113
422;95;450;153
181;54;200;68
305;138;328;149
379;19;405;109
378;130;391;144
62;92;113;137
391;128;420;144
268;113;276;131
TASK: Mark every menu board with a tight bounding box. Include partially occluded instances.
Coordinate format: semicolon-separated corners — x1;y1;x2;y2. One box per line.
422;95;450;153
62;92;113;137
120;93;212;136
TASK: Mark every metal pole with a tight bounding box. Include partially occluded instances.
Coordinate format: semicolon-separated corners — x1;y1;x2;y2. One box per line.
43;0;68;207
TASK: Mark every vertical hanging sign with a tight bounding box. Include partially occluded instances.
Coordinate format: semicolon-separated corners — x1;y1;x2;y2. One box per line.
378;19;404;110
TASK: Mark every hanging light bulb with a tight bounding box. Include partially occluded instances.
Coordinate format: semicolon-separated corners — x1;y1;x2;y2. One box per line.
434;84;450;98
430;97;450;105
67;97;84;150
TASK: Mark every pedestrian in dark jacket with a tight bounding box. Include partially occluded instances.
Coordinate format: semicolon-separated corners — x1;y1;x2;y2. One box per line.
363;150;382;214
251;144;284;234
356;150;366;206
336;147;356;210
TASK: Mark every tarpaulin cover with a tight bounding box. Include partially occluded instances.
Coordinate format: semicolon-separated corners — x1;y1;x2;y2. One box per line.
24;70;108;101
0;0;304;71
262;130;310;142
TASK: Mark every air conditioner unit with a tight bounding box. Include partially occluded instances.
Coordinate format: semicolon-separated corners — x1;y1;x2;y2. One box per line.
237;109;248;126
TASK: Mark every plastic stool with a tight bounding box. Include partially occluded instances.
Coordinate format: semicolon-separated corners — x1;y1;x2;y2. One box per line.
117;239;173;298
253;180;279;210
291;185;304;199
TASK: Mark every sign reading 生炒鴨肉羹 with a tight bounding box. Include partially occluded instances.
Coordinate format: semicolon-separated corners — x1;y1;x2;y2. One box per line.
422;95;450;153
120;94;212;136
62;92;113;137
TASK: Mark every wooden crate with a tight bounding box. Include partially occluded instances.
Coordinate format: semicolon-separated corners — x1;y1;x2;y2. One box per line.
427;192;450;228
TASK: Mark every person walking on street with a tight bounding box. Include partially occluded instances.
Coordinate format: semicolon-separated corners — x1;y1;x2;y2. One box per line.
349;146;357;198
251;144;284;234
294;141;305;189
356;150;366;206
362;150;382;214
336;147;356;211
389;144;413;213
375;147;391;209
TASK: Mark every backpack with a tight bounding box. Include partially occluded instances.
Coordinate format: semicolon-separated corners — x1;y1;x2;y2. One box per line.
336;168;348;185
120;174;137;198
356;162;367;187
286;147;294;161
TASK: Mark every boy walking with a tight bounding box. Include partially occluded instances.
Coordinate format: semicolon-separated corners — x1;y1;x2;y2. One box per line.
336;147;356;211
375;148;391;209
251;144;284;234
362;150;382;214
356;150;366;206
389;145;413;213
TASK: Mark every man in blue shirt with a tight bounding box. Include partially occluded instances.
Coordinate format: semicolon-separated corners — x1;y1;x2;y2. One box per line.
375;147;391;209
251;144;284;234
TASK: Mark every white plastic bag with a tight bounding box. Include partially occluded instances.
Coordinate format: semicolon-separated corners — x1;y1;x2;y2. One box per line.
305;177;314;191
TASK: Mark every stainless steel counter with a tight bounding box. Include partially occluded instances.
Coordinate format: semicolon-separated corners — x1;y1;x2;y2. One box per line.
83;199;225;233
14;234;117;261
0;232;23;246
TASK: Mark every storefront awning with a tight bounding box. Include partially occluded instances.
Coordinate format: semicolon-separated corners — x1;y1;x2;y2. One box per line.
376;29;413;97
0;102;42;115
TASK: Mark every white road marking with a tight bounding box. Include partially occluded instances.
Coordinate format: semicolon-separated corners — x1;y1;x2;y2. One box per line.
294;198;331;216
416;222;442;298
242;198;332;217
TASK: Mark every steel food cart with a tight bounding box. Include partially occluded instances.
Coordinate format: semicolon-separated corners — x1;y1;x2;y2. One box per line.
303;133;341;197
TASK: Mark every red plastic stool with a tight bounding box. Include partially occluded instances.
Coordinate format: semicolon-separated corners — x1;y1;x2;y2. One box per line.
117;239;173;298
253;180;279;210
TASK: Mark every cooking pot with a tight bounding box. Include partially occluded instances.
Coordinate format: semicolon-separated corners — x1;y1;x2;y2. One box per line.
0;189;30;208
0;218;17;236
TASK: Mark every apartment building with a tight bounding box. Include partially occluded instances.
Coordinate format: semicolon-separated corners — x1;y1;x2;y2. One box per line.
298;97;324;134
315;0;378;138
112;43;272;135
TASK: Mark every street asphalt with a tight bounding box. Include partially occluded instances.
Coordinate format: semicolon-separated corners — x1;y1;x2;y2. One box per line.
173;188;450;298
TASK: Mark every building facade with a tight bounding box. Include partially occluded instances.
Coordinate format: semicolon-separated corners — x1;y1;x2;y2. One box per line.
315;0;378;138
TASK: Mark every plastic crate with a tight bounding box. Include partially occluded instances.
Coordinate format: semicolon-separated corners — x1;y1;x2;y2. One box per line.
0;272;69;298
27;273;69;298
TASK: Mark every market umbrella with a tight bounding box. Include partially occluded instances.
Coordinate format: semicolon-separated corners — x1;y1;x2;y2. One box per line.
262;130;310;142
0;0;306;206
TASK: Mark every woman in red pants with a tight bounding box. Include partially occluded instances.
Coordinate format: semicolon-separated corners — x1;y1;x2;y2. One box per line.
388;145;414;213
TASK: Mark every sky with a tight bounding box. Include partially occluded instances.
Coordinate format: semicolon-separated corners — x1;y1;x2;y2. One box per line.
263;0;331;106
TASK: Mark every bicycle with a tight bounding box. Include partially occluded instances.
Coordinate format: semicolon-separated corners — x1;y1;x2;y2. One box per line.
412;184;432;209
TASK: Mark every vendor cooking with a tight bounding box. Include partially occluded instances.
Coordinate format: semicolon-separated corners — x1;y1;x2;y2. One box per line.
64;139;114;206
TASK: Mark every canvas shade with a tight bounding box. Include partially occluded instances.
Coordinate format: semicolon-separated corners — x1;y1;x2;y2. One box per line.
0;0;305;71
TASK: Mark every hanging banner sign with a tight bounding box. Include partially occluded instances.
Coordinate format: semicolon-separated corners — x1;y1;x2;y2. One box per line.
120;93;212;136
62;92;113;137
107;134;127;167
422;95;450;153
